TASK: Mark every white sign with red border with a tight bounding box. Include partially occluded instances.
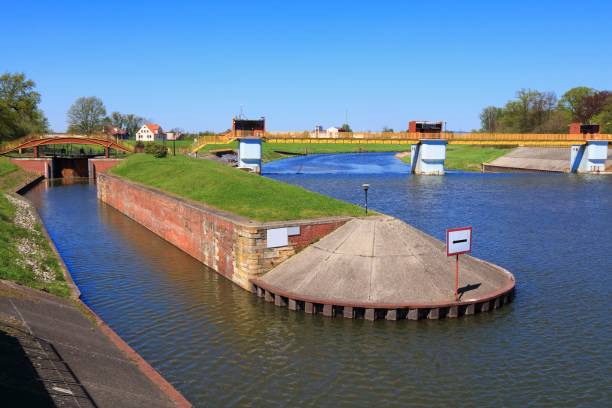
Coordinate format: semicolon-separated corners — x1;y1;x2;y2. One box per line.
446;227;472;256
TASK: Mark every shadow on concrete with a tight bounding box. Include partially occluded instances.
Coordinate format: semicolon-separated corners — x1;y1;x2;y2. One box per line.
0;327;55;406
0;322;98;407
458;283;482;300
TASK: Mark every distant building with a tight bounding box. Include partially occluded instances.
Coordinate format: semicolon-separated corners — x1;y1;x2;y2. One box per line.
569;122;600;134
108;127;128;139
136;124;166;142
233;117;264;173
326;126;339;136
166;131;182;141
232;117;265;138
408;121;443;134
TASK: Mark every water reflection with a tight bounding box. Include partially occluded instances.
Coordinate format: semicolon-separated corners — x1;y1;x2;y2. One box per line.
23;156;612;407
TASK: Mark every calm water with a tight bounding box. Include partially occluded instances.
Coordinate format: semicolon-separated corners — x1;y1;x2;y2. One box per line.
25;153;611;407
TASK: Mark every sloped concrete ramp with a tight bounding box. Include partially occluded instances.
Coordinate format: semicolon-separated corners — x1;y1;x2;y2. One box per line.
252;217;515;320
483;147;612;173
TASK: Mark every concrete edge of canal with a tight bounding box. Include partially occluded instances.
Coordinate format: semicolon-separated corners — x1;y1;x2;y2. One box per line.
11;176;193;408
97;173;516;322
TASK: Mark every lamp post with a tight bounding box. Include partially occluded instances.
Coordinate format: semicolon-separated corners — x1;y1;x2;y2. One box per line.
362;184;370;215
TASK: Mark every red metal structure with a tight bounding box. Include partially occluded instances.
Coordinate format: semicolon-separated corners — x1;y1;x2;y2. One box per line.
0;134;133;158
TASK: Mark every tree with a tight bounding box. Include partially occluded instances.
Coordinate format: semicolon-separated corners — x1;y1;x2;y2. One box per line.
558;87;595;121
479;106;502;132
340;123;352;132
382;126;394;133
576;91;611;123
123;114;145;139
109;111;126;130
591;98;612;133
0;72;48;140
67;96;106;134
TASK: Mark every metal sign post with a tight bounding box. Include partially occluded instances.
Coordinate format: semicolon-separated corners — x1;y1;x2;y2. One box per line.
446;226;472;301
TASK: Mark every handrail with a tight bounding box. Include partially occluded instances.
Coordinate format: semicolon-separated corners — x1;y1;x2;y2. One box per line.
0;133;134;154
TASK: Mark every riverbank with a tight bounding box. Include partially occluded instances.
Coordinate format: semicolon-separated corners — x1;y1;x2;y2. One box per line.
0;157;69;297
1;158;192;406
199;141;510;171
398;145;511;171
110;154;365;221
198;140;411;162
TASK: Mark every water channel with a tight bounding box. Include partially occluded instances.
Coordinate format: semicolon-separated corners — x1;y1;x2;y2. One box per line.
25;153;611;407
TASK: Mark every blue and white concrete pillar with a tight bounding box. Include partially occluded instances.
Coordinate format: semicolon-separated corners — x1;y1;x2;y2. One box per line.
570;141;608;173
410;139;447;175
238;137;263;174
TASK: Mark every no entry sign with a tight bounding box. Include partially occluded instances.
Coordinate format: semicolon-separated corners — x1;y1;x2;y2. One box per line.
446;227;472;256
446;226;472;301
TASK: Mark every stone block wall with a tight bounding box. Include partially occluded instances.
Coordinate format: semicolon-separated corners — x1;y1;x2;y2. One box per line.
97;173;350;291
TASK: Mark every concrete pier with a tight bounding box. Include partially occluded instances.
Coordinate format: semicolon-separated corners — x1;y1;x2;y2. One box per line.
483;146;611;174
252;216;515;321
410;139;447;175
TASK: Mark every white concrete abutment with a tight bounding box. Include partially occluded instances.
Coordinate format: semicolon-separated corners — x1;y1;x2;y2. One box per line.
570;141;609;173
410;139;447;175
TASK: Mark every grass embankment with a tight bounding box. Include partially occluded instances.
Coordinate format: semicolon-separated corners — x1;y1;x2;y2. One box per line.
111;154;366;222
0;158;69;297
199;141;510;170
199;141;411;162
397;145;511;171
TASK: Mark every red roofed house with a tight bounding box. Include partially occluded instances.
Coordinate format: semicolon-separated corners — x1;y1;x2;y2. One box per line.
136;123;166;142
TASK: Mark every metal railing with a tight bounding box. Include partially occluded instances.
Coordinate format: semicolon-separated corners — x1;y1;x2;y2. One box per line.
0;133;134;154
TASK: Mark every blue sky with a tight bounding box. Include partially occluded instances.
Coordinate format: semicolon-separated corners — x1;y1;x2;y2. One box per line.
2;1;611;132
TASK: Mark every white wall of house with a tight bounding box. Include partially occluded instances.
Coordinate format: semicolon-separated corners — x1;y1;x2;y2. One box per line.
136;125;166;142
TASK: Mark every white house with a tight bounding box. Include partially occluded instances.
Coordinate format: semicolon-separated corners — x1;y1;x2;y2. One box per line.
136;124;166;142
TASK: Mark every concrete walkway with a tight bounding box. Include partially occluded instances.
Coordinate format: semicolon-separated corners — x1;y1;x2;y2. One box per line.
253;217;514;319
0;280;188;407
484;147;612;173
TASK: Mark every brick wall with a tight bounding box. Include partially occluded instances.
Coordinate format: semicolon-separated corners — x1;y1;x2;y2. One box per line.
10;158;52;178
97;173;350;291
89;158;123;179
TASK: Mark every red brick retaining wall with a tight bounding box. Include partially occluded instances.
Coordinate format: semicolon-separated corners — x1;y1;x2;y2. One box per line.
88;158;123;179
10;158;53;178
97;173;350;290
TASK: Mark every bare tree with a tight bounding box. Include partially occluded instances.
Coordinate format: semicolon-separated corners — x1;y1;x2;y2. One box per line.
67;96;106;134
123;114;145;139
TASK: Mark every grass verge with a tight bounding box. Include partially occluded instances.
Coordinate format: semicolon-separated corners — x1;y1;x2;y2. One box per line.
0;157;69;297
399;145;511;171
110;154;366;222
199;141;511;170
198;141;412;162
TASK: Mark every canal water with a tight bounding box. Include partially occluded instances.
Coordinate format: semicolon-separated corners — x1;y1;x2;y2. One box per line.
25;153;611;407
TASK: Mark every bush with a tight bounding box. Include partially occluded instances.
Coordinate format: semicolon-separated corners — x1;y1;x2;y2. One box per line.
134;141;144;153
144;142;168;158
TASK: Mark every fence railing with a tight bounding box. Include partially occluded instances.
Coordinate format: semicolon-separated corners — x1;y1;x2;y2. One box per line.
0;133;133;154
264;132;612;142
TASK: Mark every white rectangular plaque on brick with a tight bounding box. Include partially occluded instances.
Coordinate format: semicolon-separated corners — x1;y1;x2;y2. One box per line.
267;228;288;248
287;226;300;236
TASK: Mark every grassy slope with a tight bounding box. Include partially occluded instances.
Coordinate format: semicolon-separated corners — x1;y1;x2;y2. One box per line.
0;158;69;297
399;145;511;171
110;154;366;222
199;141;510;170
199;141;411;162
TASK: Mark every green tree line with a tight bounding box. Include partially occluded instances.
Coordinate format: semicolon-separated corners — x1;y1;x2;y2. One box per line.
0;73;49;140
480;87;612;133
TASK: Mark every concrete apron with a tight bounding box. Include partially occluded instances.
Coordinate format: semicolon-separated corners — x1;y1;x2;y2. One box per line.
252;216;516;321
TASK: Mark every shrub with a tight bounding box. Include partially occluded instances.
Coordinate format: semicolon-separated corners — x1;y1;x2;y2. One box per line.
134;141;145;153
144;142;168;158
